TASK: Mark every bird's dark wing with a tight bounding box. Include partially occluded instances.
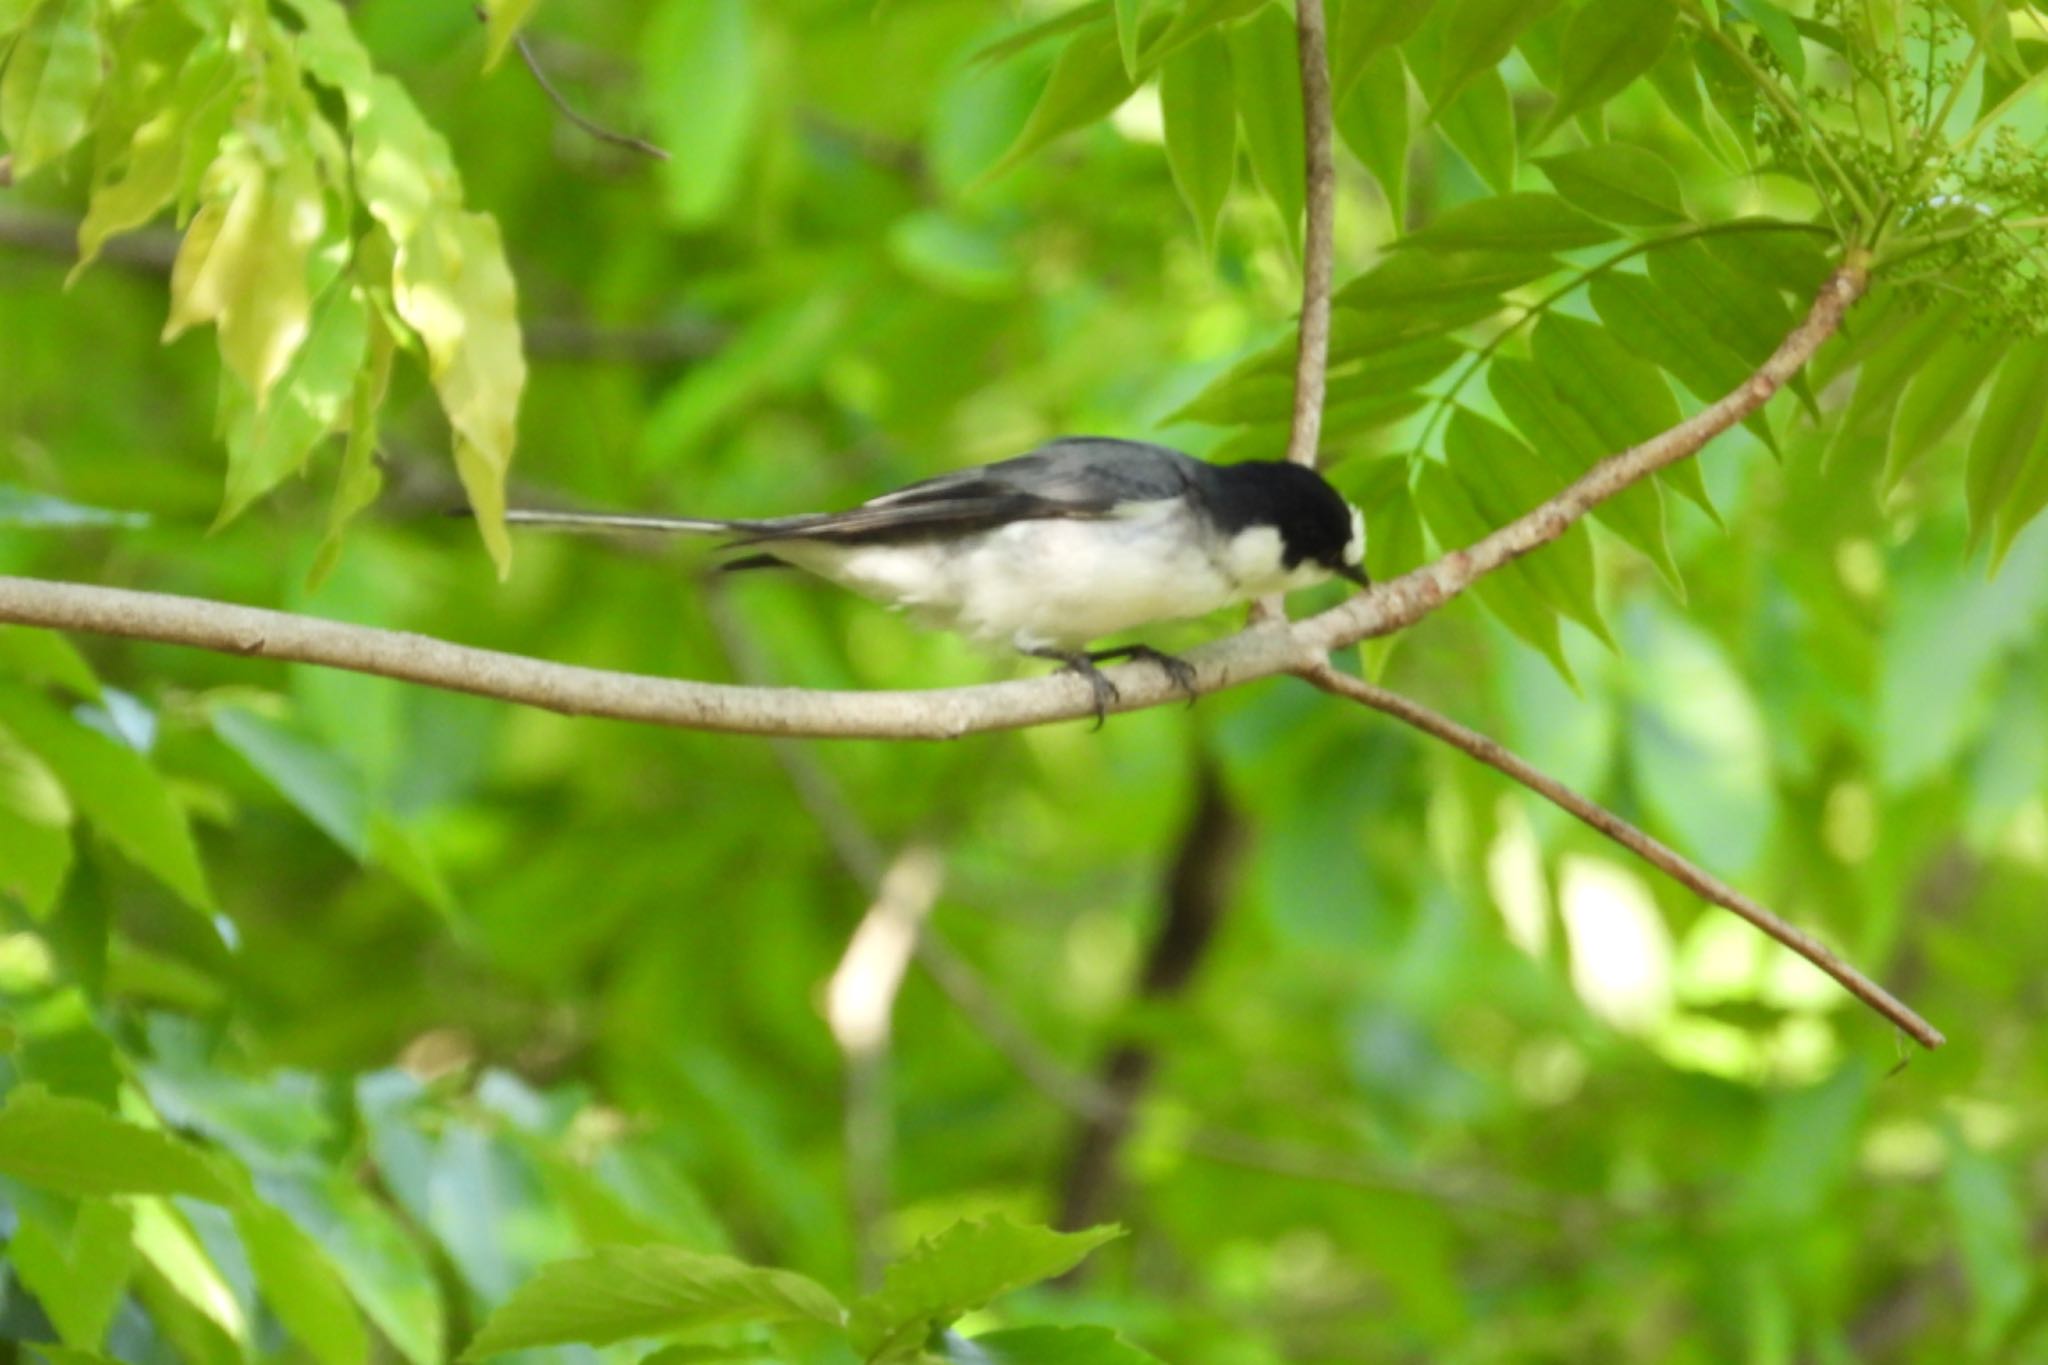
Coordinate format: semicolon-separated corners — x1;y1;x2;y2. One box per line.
734;438;1202;546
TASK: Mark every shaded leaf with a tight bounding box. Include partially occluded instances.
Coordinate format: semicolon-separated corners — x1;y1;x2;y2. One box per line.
1335;48;1408;222
212;706;370;858
1159;31;1234;254
1396;192;1615;253
466;1245;844;1358
1330;0;1430;98
1945;1135;2031;1352
1429;0;1561;111
1414;459;1571;675
643;0;756;224
1231;4;1305;255
1536;143;1687;224
1587;268;1778;453
237;1200;372;1365
0;683;211;911
10;1200;134;1350
938;1326;1162;1364
988;21;1133;178
1885;334;2003;489
1545;0;1675;127
1434;66;1515;193
1336;249;1556;311
1530;312;1714;519
1173;338;1459;424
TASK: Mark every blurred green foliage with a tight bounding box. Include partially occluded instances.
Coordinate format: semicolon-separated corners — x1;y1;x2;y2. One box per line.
3;0;2048;1361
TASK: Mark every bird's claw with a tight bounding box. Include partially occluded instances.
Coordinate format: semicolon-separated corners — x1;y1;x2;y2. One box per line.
1088;644;1199;708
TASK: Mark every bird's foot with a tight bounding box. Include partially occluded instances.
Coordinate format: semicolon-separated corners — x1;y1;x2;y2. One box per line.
1087;644;1199;706
1032;650;1120;730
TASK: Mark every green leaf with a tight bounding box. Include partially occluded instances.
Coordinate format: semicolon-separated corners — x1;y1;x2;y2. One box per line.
1429;0;1560;111
1530;312;1713;519
1944;1135;2031;1352
988;22;1133;178
938;1326;1162;1364
1545;0;1675;127
212;706;371;858
1414;459;1571;675
1434;66;1515;194
392;208;525;576
1624;603;1776;873
0;728;72;917
1113;0;1144;78
258;1171;446;1365
1885;333;2003;490
1587;267;1777;452
312;305;396;584
1736;1062;1869;1224
643;0;756;224
1397;192;1615;253
0;1088;234;1203
0;0;103;176
9;1200;134;1350
1535;144;1688;225
849;1218;1123;1361
1442;409;1610;646
1173;338;1459;424
218;281;371;525
74;35;228;276
1978;344;2048;565
237;1200;371;1365
1728;0;1803;84
1489;355;1679;589
1330;0;1430;99
481;0;542;70
973;4;1109;67
0;627;98;699
1230;4;1305;256
466;1245;845;1358
1335;48;1408;222
1159;32;1234;255
1336;249;1556;311
0;683;212;911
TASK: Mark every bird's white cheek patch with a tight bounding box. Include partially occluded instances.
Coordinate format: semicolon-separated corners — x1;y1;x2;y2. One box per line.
1220;526;1291;590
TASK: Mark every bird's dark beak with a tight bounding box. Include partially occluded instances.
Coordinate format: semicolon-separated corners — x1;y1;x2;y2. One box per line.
1336;563;1372;588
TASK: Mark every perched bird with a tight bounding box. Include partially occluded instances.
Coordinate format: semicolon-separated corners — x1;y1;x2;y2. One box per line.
503;437;1370;720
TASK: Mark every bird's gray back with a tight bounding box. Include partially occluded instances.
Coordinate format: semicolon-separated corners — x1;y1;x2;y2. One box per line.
867;437;1203;512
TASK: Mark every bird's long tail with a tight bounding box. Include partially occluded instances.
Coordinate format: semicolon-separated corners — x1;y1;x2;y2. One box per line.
501;508;768;536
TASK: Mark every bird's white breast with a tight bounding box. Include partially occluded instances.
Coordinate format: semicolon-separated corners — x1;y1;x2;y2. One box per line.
768;501;1326;651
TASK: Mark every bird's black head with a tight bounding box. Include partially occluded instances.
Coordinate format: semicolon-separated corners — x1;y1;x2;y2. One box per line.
1207;461;1370;586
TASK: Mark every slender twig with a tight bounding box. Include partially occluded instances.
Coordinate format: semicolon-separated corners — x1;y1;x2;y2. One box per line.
1285;0;1334;471
511;32;671;161
1296;663;1944;1049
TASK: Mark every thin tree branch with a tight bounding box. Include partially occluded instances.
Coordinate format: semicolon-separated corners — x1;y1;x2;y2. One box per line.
1296;663;1945;1050
1284;0;1335;470
511;31;671;162
1056;762;1250;1238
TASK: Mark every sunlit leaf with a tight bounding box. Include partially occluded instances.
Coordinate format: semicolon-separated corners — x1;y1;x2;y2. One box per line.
643;0;756;224
237;1199;372;1365
0;1087;233;1203
1336;48;1409;222
1396;192;1615;253
1429;0;1560;112
218;280;369;524
10;1200;135;1351
466;1245;844;1357
1435;66;1515;193
988;21;1133;178
849;1218;1123;1361
0;0;103;176
481;0;542;70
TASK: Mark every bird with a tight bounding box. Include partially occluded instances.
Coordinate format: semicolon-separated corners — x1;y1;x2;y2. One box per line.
502;437;1370;722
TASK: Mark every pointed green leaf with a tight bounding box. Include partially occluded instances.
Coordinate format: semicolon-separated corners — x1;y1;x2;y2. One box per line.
1173;338;1459;424
1230;4;1305;255
1885;334;2003;489
1414;459;1572;676
939;1326;1163;1364
1397;192;1616;253
0;724;72;917
1978;345;2048;565
0;1088;233;1203
1113;0;1144;78
1336;48;1408;222
0;627;98;699
218;281;370;524
1531;312;1714;519
466;1246;844;1358
212;706;371;858
1490;355;1679;589
1159;32;1234;254
10;1200;134;1350
1588;268;1778;452
74;33;226;276
0;0;103;176
1435;66;1515;193
850;1218;1123;1361
1728;0;1803;83
988;22;1133;178
1336;249;1556;311
973;4;1110;68
1429;0;1561;111
393;209;524;576
643;0;756;224
313;307;396;584
0;683;212;911
1330;0;1430;98
1545;0;1675;126
481;0;542;70
1536;144;1687;225
1945;1136;2031;1352
237;1200;371;1365
1443;409;1610;644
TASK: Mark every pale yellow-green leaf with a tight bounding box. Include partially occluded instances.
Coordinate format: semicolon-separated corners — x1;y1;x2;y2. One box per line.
394;209;524;575
482;0;543;70
217;280;369;525
312;308;396;586
0;0;103;176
